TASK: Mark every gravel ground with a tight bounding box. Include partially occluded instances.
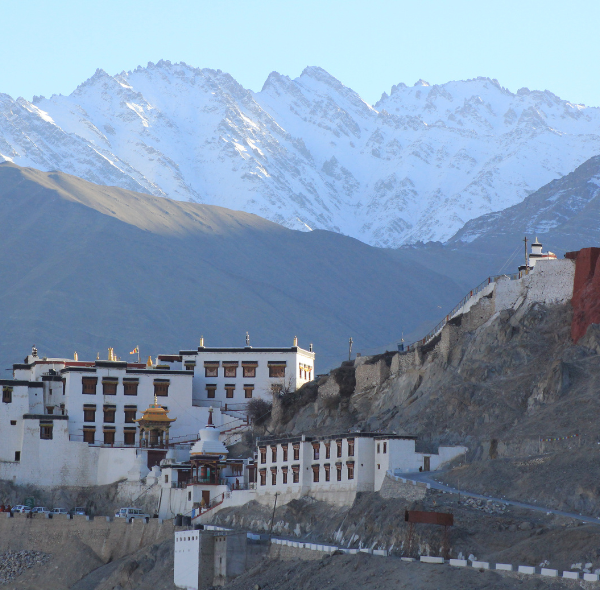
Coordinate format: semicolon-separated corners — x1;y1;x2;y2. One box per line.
0;550;50;585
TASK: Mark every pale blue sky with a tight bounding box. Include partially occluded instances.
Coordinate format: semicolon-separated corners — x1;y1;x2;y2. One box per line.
2;0;598;106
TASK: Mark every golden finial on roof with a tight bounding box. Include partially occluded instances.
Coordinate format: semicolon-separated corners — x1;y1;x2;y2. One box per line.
199;336;204;348
147;356;152;368
96;352;100;360
154;394;158;407
74;352;78;361
293;336;298;347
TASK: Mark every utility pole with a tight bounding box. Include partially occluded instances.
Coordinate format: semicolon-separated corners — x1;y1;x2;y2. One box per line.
348;337;353;361
269;492;279;536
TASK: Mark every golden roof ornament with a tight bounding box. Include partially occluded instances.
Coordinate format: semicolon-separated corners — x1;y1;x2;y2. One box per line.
146;356;152;368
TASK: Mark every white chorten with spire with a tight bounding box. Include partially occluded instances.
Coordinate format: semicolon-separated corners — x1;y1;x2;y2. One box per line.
190;407;228;456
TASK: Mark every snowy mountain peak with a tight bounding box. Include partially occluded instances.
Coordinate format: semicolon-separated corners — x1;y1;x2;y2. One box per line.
2;63;600;247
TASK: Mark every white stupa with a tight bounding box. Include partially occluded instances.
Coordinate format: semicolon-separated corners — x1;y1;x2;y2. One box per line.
190;407;228;456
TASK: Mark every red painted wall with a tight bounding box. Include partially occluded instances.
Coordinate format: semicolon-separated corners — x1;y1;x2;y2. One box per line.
569;247;600;342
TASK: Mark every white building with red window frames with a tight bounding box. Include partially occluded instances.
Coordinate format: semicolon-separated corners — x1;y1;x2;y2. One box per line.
156;336;315;408
0;340;316;490
254;433;467;506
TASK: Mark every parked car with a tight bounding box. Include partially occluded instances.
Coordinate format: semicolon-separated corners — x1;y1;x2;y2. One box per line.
51;508;68;515
114;507;149;519
32;507;51;514
12;505;31;513
73;507;87;515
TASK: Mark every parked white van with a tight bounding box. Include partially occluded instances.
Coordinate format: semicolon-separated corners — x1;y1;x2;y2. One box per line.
114;507;149;519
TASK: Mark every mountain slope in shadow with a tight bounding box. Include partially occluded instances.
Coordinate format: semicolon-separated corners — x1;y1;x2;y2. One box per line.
0;162;464;372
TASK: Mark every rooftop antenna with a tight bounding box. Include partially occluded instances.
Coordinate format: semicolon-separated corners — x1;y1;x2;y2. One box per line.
523;236;529;275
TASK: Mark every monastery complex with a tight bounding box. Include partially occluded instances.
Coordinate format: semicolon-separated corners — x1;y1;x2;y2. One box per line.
2;239;597;525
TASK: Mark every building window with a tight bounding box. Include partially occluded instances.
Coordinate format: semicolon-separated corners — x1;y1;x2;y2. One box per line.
312;443;320;460
124;407;137;423
165;474;169;484
83;406;96;422
377;443;380;453
185;362;195;371
292;467;299;483
243;364;257;378
260;447;266;464
103;379;117;395
2;387;13;403
82;377;98;395
312;465;320;483
325;443;330;459
223;363;238;378
188;491;191;501
14;451;20;462
271;469;277;485
46;406;54;415
336;440;342;458
324;464;330;482
282;468;288;484
271;446;277;462
206;385;216;399
10;420;16;426
244;386;254;399
103;406;116;423
124;429;136;445
40;424;53;440
347;438;355;457
260;470;266;486
268;363;286;378
124;381;138;396
377;464;380;470
104;430;115;445
383;442;387;454
293;444;300;461
336;464;342;481
204;364;219;377
225;385;235;399
282;445;288;462
154;381;169;397
83;428;95;444
347;463;354;480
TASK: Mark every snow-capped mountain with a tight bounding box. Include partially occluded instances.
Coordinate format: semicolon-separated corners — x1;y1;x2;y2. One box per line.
2;61;600;247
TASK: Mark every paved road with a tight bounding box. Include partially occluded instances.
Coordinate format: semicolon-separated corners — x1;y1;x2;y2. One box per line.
394;470;600;525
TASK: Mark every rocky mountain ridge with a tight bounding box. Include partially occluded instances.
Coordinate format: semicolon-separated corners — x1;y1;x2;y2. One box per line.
2;62;600;246
262;258;600;515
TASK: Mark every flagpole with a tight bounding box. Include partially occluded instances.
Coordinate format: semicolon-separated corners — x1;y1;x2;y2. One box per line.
138;346;140;364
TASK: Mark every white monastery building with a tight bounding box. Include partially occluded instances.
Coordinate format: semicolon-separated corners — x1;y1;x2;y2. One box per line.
157;335;315;406
0;337;312;488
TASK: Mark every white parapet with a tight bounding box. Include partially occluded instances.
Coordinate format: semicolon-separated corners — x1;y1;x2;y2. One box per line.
541;568;558;577
584;573;600;582
472;561;490;569
495;563;513;571
420;556;444;564
449;559;467;567
518;565;535;575
401;557;416;562
373;550;388;557
562;571;579;579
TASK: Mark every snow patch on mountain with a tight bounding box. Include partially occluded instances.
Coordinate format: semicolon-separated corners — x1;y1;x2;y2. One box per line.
1;62;600;246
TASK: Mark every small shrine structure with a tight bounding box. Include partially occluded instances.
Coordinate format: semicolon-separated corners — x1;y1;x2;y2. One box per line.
135;395;176;448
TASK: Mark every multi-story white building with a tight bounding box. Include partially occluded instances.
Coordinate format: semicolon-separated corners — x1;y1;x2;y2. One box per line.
0;340;316;488
254;433;467;505
157;336;315;407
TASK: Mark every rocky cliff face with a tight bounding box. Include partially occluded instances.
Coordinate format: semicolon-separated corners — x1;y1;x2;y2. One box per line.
261;260;600;513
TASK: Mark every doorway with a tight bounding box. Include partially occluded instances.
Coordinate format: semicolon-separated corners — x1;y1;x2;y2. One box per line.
202;490;211;507
423;456;430;472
